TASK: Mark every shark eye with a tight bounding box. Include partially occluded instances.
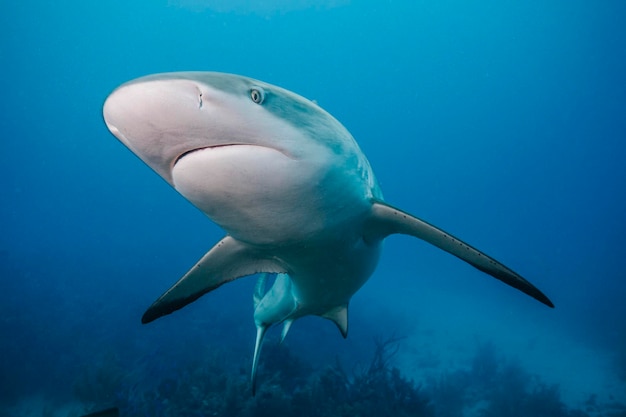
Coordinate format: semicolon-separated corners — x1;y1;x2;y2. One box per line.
250;88;265;104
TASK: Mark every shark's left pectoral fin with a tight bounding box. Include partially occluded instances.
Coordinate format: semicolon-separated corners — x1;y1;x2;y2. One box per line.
364;201;554;308
142;236;288;324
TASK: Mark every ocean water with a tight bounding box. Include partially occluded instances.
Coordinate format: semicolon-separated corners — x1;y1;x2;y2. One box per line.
1;1;625;416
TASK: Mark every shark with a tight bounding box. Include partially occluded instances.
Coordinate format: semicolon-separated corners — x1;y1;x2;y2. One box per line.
103;72;553;393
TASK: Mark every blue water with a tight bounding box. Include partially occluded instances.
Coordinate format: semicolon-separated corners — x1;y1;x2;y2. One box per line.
2;1;625;416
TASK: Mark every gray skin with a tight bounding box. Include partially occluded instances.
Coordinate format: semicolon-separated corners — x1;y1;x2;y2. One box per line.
103;72;553;394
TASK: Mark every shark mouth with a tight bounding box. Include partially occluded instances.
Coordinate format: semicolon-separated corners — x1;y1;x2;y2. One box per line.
173;144;295;167
174;145;225;166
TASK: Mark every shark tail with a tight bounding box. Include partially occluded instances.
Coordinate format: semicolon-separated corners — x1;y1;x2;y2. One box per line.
251;324;268;396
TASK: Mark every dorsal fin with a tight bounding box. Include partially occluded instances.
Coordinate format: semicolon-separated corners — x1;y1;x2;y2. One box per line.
364;201;554;308
322;304;349;338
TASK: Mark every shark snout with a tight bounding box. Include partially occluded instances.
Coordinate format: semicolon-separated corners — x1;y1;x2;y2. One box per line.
103;77;219;182
103;78;203;140
102;96;129;148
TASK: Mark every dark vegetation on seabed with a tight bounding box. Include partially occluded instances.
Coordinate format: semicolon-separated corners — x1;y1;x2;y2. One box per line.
66;337;626;417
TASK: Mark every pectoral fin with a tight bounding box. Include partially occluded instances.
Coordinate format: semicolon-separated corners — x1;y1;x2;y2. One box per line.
365;201;554;308
142;236;288;324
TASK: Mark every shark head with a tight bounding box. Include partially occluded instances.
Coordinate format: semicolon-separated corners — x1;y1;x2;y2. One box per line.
103;72;553;395
103;72;336;185
103;72;378;244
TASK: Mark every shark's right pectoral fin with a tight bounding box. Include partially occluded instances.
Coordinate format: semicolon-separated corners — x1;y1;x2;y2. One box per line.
364;201;554;308
142;236;287;324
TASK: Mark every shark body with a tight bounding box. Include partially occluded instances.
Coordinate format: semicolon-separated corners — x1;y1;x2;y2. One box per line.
103;72;553;392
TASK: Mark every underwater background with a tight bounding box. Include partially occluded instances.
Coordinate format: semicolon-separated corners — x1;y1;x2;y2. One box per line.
2;0;625;416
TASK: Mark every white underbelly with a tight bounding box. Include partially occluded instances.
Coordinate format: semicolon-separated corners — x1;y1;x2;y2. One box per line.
171;145;368;245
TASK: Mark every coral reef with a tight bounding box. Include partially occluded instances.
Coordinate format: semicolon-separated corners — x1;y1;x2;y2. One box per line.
73;336;431;417
427;342;590;417
301;336;432;417
69;338;617;417
73;351;126;410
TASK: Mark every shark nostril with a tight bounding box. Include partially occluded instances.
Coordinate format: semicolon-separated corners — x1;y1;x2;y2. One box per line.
196;86;203;109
